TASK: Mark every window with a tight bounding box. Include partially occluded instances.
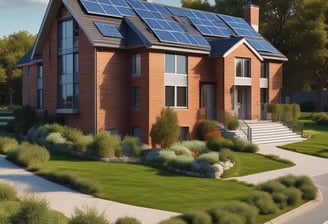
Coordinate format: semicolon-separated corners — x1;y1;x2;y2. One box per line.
57;19;79;112
179;127;190;141
165;54;188;108
131;86;141;108
131;127;141;139
235;58;251;77
165;54;187;74
261;62;269;78
131;53;141;76
37;64;43;110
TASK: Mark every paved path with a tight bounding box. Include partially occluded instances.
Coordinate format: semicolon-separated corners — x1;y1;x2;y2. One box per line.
0;156;179;224
0;140;327;224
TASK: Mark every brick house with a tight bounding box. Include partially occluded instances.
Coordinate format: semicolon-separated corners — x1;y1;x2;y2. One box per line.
17;0;287;145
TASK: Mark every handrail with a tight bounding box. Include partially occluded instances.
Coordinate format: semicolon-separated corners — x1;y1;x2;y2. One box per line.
238;120;252;143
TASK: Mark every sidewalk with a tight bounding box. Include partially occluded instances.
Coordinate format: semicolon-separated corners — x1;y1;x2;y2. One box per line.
0;156;179;224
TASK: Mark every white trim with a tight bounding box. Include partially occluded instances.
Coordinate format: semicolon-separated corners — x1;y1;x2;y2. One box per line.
223;38;263;61
151;45;209;55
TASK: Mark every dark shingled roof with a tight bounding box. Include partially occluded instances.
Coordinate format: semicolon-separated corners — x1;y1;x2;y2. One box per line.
210;37;244;57
16;48;42;67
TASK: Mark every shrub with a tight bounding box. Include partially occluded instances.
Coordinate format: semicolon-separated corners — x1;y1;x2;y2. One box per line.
285;187;302;206
44;171;102;196
180;210;212;224
73;135;94;153
7;142;50;169
156;150;176;166
45;123;65;134
169;145;192;156
312;112;328;125
150;108;180;148
219;148;237;163
122;136;142;156
62;126;83;145
206;137;233;152
291;104;301;121
225;113;239;130
159;217;187;224
0;183;17;201
88;132;122;158
69;206;109;224
179;140;209;155
231;138;247;152
0;137;18;155
198;119;218;140
204;129;222;140
300;101;316;112
267;103;281;121
0;201;21;224
46;132;67;148
244;191;278;215
168;155;194;171
196;152;219;165
191;160;211;174
294;175;318;200
115;217;142;224
8;106;37;134
11;195;52;224
241;143;259;153
278;174;298;187
208;207;244;224
143;149;160;164
220;201;257;224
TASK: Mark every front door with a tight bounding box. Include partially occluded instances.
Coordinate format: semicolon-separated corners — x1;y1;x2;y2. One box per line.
260;88;269;120
201;83;216;120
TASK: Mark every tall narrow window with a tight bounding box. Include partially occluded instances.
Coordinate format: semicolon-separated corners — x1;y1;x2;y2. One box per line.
235;58;251;77
37;64;43;110
164;54;188;108
261;62;269;78
131;53;141;76
57;19;79;112
131;86;141;108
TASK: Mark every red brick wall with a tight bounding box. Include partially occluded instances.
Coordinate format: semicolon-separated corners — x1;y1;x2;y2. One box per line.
22;65;38;108
269;61;282;104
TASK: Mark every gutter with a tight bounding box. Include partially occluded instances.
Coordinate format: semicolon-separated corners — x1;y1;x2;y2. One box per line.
94;48;98;135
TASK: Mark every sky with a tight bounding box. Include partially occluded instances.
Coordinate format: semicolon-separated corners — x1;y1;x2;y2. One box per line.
0;0;215;38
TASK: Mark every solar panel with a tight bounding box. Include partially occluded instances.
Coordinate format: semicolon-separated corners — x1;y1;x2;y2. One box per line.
94;21;123;38
168;7;232;38
247;38;277;53
219;14;259;38
80;0;135;17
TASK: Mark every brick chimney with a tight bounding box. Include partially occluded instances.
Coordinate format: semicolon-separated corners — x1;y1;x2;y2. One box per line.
243;1;259;32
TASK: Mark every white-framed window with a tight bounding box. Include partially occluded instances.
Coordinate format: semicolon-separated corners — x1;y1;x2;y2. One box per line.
235;58;251;77
261;62;269;78
164;54;188;108
131;86;141;108
131;53;141;77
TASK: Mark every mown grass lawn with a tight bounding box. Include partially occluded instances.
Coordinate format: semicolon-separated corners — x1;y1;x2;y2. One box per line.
37;151;293;214
280;113;328;158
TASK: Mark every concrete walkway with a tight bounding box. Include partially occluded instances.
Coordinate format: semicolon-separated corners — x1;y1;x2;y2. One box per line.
0;140;327;224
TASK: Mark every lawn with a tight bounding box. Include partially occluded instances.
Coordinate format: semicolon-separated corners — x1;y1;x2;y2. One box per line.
37;151;293;214
280;113;328;158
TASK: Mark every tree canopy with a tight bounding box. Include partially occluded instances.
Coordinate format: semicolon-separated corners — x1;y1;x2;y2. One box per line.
0;31;35;105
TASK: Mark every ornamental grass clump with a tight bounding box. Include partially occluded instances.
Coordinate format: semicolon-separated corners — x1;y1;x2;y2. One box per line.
169;145;192;156
195;152;219;165
0;183;17;201
0;137;18;155
115;217;142;224
168;155;194;171
45;132;67;149
88;132;122;157
156;150;176;166
241;143;259;153
243;191;278;215
70;206;109;224
159;217;187;224
206;137;233;152
122;136;142;156
180;140;209;156
180;210;212;224
7;142;50;170
219;148;237;163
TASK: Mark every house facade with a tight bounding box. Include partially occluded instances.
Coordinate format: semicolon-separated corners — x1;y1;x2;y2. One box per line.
17;0;287;145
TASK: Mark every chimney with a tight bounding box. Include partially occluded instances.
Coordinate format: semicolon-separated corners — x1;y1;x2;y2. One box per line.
243;1;259;32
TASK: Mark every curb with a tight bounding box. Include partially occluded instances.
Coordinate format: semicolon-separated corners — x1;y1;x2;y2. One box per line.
264;190;323;224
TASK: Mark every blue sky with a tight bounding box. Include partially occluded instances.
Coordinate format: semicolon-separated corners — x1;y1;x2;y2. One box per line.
0;0;215;38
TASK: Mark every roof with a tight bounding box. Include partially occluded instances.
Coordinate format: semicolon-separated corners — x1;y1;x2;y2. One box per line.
16;48;42;67
21;0;287;65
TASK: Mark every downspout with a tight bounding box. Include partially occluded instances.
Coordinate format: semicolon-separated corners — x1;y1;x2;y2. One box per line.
94;48;98;135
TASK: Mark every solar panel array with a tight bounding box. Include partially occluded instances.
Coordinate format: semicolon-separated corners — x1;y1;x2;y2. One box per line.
219;14;259;38
167;7;232;38
80;0;135;18
94;21;123;38
247;38;278;53
126;0;209;47
79;0;280;54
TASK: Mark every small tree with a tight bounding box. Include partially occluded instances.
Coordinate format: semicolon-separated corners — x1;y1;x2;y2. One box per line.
150;108;180;148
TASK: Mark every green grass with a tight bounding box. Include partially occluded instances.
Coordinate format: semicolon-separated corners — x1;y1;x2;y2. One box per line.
280;113;328;158
221;152;294;178
36;151;293;215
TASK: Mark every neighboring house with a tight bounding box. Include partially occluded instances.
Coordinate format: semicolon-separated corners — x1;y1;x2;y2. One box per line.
17;0;287;145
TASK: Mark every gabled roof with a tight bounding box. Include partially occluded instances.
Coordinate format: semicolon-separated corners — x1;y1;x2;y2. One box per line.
25;0;287;64
16;48;42;67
